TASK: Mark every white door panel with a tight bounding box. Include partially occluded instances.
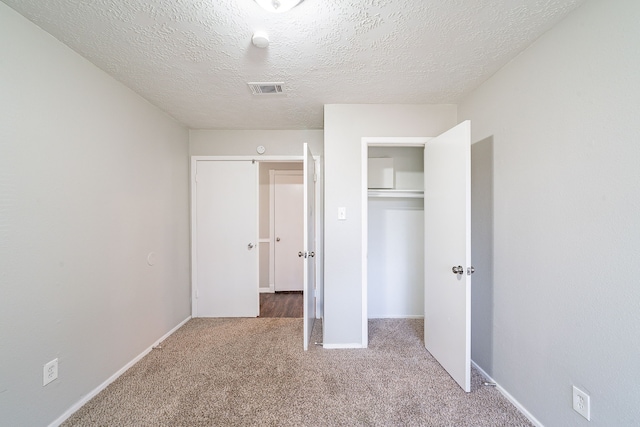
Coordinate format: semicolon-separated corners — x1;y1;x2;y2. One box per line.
303;144;316;350
424;121;471;392
195;161;259;317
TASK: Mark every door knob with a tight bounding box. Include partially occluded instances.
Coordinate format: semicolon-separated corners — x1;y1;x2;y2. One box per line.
298;251;305;258
467;266;475;275
248;243;254;250
308;251;315;258
452;266;464;275
276;237;281;242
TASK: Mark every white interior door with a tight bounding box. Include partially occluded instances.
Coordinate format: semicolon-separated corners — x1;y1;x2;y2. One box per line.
274;171;304;292
195;160;259;317
424;120;471;392
303;144;316;350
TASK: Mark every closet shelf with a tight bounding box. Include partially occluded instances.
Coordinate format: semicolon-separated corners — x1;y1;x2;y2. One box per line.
368;189;424;199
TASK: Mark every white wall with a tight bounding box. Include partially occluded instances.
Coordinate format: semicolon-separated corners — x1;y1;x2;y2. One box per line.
368;198;424;318
369;147;425;190
459;0;640;424
367;147;425;318
470;137;494;374
323;105;457;346
0;4;190;426
190;129;323;157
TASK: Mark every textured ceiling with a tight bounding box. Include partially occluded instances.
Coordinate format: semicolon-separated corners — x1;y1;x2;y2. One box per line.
3;0;585;129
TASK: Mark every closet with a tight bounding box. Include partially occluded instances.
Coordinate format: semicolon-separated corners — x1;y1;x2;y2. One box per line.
367;146;425;319
361;123;472;392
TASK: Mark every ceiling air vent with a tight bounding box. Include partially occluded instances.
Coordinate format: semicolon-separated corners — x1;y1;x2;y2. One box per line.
248;82;285;95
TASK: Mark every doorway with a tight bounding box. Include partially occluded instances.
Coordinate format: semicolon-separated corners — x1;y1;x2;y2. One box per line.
260;166;305;317
360;121;472;392
364;140;429;364
191;146;320;350
259;165;304;294
367;145;425;319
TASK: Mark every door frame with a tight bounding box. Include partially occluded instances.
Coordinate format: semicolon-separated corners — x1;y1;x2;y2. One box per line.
191;155;322;319
270;169;304;293
360;137;431;348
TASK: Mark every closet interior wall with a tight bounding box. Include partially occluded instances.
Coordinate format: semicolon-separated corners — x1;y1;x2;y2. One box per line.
367;147;425;318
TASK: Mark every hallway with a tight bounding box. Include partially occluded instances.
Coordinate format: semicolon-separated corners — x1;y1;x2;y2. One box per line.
259;292;302;318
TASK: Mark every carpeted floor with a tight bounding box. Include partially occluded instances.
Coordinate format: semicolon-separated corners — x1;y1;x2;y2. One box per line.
63;318;533;426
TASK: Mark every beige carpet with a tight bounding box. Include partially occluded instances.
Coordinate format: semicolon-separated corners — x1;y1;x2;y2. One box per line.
63;318;533;426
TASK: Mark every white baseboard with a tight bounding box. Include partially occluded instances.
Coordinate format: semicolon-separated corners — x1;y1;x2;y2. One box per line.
259;283;275;293
322;343;364;349
471;361;544;427
368;315;424;319
49;316;191;427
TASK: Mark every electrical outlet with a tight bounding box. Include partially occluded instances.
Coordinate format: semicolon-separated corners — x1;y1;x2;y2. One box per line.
43;358;58;386
573;386;591;421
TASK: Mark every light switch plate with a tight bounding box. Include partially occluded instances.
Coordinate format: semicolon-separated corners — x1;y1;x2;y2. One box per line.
338;207;346;220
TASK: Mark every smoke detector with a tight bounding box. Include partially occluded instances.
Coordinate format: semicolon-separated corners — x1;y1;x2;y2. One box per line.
248;82;285;95
252;32;270;48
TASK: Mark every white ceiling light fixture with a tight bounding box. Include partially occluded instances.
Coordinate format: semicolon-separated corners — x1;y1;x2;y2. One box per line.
254;0;303;13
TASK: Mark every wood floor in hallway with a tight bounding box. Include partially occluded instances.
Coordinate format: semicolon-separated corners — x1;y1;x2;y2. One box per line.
259;291;303;318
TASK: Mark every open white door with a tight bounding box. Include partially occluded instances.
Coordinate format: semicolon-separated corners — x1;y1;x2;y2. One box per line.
302;144;316;350
195;160;259;317
424;121;471;392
